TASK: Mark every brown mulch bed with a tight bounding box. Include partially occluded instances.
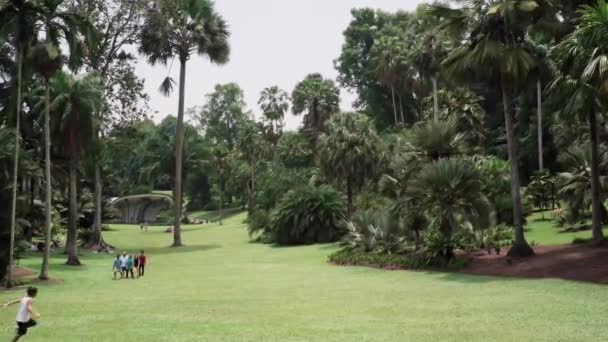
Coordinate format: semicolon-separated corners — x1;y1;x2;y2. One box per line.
0;267;63;292
458;243;608;284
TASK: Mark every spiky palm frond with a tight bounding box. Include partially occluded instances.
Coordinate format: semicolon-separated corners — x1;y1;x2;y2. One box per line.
158;76;176;97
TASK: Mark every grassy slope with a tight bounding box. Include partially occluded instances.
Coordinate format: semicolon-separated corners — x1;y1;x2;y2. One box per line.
525;211;608;245
1;213;608;341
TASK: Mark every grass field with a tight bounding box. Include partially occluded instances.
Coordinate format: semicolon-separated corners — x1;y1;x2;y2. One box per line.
2;213;608;341
525;211;608;245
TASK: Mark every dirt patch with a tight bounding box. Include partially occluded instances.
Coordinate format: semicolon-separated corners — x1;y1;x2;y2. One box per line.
458;243;608;284
0;267;63;292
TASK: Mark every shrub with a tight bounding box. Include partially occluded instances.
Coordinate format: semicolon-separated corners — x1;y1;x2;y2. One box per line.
420;229;465;264
341;209;410;254
248;210;271;237
270;185;347;245
572;237;591;244
328;248;468;270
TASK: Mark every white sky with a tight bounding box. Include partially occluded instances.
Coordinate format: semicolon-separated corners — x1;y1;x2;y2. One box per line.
136;0;426;130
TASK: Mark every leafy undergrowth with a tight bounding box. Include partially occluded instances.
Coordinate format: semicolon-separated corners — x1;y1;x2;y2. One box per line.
328;248;469;271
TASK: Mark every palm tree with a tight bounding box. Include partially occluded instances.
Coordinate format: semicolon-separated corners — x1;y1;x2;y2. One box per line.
407;119;467;161
235;120;264;214
0;0;40;287
430;0;556;257
208;145;228;225
548;1;608;243
407;157;491;260
139;0;230;247
317;112;384;215
259;86;289;135
291;73;340;135
49;71;103;265
30;0;94;279
371;35;407;125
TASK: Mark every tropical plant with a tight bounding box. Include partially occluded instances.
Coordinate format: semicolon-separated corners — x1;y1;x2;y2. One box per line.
276;132;313;168
270;185;347;245
49;71;104;265
259;86;289;135
341;209;409;254
139;0;230;247
525;170;556;217
429;0;557;256
406;158;491;260
0;0;40;287
406;119;467;160
317;112;384;214
291;73;340;135
371;34;408;124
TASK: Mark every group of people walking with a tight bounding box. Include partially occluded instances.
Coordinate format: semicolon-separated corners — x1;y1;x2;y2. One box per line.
113;250;147;279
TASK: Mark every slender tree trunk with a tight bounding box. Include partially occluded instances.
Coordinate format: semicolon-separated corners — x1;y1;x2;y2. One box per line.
89;164;108;248
503;78;534;257
65;156;81;265
398;94;405;124
346;177;353;217
219;172;224;226
391;86;398;125
40;81;52;280
172;59;187;247
6;47;23;288
589;110;604;244
537;80;543;171
249;158;255;214
432;76;439;122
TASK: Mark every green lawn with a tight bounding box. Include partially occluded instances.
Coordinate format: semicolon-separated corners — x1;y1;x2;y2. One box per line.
2;213;608;341
525;211;608;245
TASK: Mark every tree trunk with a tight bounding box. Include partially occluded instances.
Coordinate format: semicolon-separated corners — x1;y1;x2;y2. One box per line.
432;76;439;122
503;78;534;257
346;177;353;217
537;80;543;171
589;110;605;244
65;157;81;265
398;94;405;124
40;81;52;280
6;47;23;288
219;173;224;226
391;86;398;125
172;59;187;247
249;158;255;214
89;164;108;249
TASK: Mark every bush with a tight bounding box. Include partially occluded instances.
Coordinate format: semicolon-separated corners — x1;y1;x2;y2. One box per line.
270;185;347;245
341;209;410;254
328;248;468;270
248;210;271;237
572;237;591;244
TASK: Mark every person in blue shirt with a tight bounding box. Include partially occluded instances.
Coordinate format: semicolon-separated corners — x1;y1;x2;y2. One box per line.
126;255;135;279
112;255;122;280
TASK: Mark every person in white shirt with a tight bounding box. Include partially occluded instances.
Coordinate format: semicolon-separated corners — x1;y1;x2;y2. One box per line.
1;286;39;341
119;251;129;278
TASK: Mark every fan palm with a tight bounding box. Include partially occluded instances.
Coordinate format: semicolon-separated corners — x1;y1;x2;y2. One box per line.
259;86;289;135
49;71;103;265
317;113;384;215
139;0;230;246
291;73;340;135
407;157;491;260
407;119;467;161
548;0;608;243
429;0;557;256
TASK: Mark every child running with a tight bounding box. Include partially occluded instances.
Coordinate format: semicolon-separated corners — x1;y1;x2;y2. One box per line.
137;250;147;277
112;254;122;279
1;286;40;342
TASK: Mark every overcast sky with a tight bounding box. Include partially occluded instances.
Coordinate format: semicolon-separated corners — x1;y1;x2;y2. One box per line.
135;0;426;130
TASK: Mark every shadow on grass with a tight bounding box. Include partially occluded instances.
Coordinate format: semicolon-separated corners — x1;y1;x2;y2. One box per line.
420;270;522;284
133;244;222;255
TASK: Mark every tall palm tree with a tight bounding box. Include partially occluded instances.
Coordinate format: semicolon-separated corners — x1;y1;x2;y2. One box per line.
430;0;556;257
208;145;228;226
371;35;407;125
49;71;103;265
291;73;340;136
30;0;94;279
139;0;230;247
0;0;40;287
259;86;289;135
317;112;384;215
548;1;608;243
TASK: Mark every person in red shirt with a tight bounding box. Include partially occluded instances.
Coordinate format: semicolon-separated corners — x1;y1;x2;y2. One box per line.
137;250;147;277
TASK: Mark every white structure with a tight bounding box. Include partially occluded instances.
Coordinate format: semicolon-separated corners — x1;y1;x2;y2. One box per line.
110;194;173;224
